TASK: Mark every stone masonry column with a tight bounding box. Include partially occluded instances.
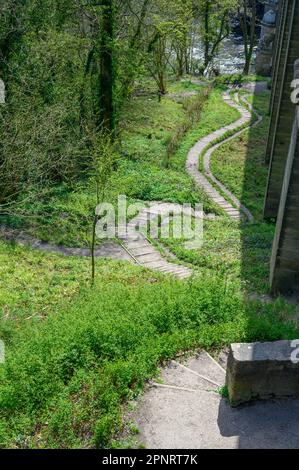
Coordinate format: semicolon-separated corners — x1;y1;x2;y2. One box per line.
256;0;279;77
270;61;299;293
263;0;299;219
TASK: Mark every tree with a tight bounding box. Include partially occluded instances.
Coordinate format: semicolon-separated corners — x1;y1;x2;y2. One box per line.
238;0;257;75
0;0;27;84
147;27;169;95
116;0;151;101
170;1;193;79
145;0;193;94
99;0;115;133
195;0;237;73
88;130;118;283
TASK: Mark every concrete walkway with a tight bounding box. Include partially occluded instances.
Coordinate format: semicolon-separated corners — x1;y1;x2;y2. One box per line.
0;226;132;261
132;351;299;449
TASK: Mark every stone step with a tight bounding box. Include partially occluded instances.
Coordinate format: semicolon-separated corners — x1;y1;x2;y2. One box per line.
119;92;255;279
166;271;190;278
142;260;192;278
182;351;226;386
125;241;149;250
168;266;192;274
131;247;159;257
151;258;192;275
218;350;229;370
123;234;145;242
159;361;220;392
135;253;163;263
142;260;170;268
154;264;181;273
226;340;299;406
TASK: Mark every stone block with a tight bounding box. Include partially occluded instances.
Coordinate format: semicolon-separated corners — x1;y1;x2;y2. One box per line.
226;340;299;406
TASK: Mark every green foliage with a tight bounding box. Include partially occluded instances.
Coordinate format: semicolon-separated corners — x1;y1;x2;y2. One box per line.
145;0;194;88
0;29;90;205
159;91;276;295
0;247;297;448
160;216;275;294
218;386;229;398
2;81;225;246
1;0;295;454
195;0;238;69
112;160;213;208
0;240;90;328
164;88;210;167
214;74;271;86
171;88;240;170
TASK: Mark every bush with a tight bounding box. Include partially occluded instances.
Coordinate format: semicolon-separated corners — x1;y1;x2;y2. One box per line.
164;88;210;168
213;74;271;87
0;31;92;206
0;272;297;448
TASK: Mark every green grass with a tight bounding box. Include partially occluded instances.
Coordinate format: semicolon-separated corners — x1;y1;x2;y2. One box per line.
158;90;277;295
214;74;271;86
0;240;89;328
1;83;242;247
172;88;241;170
1;82;298;450
166;79;206;94
159;216;275;294
0;242;298;449
210;92;270;219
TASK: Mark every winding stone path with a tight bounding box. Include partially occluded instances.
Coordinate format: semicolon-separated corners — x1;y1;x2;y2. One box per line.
118;202;195;279
0;227;132;261
0;86;262;279
0;203;196;280
186;91;260;222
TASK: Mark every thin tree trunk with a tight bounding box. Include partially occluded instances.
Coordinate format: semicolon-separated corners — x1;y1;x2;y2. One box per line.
239;0;256;75
91;180;100;285
204;1;210;68
91;213;97;284
99;0;115;133
245;0;256;75
129;0;150;49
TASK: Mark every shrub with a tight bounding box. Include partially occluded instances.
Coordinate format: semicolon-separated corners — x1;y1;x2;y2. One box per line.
0;272;297;448
164;88;210;168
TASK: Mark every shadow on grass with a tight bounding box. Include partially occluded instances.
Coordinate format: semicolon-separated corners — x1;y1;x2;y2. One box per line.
238;81;276;296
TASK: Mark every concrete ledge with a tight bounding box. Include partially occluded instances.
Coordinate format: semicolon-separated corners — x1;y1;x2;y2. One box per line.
226;340;299;406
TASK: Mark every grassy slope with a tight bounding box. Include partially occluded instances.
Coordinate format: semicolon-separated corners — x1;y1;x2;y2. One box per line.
1;85;298;449
210;92;270;218
172;88;240;170
0;241;297;449
159;91;277;295
3;82;239;247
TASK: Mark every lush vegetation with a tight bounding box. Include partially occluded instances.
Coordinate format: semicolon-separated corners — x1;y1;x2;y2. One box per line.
1;0;297;451
160;90;275;294
0;241;298;449
1;82;242;246
1;86;299;449
210;92;270;218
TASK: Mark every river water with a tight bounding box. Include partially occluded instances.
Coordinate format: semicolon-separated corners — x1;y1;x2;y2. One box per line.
192;34;257;75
